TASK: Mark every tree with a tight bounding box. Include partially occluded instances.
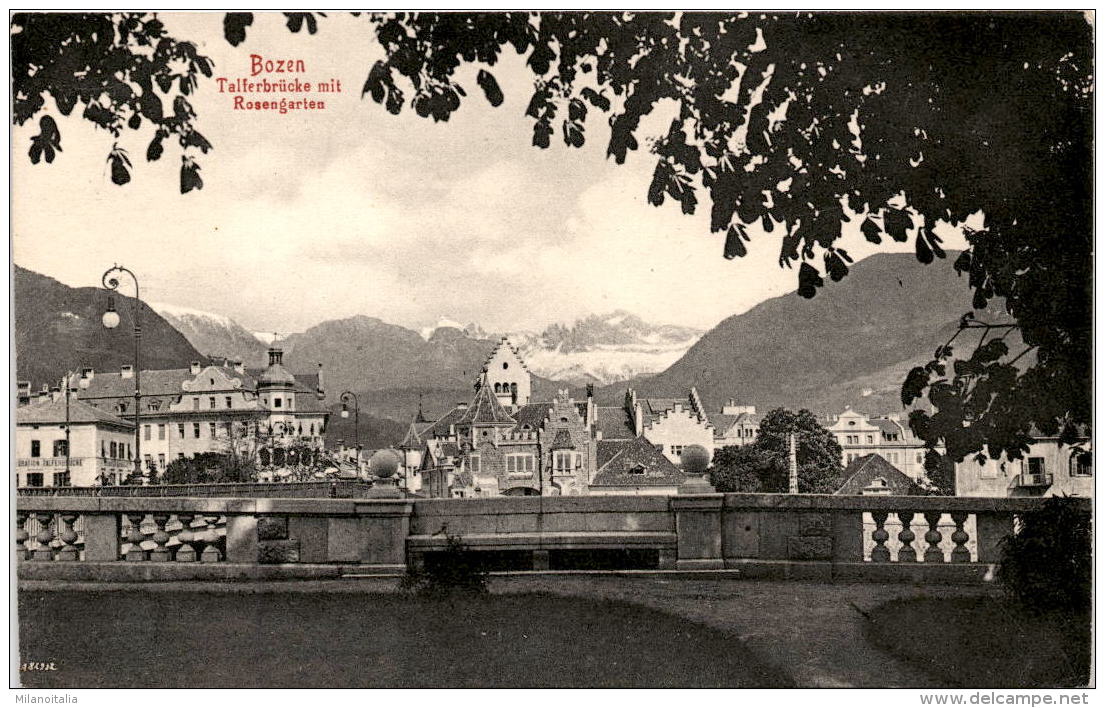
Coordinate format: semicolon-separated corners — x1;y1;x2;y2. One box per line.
12;12;1092;465
753;408;844;494
162;451;255;485
709;444;769;493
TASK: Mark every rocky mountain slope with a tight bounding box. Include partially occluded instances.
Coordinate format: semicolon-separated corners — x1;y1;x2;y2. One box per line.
14;265;205;389
595;252;992;417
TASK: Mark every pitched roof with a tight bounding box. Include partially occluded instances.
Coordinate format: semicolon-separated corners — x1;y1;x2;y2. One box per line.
597;439;631;469
595;406;635;440
398;419;423;449
17;396;134;429
457;379;516;427
870;418;905;438
591;436;686;487
292;391;329;414
422;406;468;438
512;402;552;431
835;454;922;495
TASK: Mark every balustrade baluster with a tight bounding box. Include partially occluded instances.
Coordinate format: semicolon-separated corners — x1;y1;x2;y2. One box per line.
16;512;29;561
124;513;147;561
950;512;971;563
32;513;55;561
896;511;917;562
148;514;172;562
200;515;222;562
176;514;197;562
870;511;891;562
56;513;80;561
923;511;944;563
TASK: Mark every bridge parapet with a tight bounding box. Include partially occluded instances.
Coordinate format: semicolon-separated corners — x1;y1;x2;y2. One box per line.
16;493;1083;584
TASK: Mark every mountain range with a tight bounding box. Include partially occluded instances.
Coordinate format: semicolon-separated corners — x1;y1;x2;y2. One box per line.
13;266;205;391
592;251;992;417
15;252;987;440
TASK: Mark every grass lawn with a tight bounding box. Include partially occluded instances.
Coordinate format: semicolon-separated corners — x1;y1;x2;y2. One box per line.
18;590;792;688
864;596;1091;688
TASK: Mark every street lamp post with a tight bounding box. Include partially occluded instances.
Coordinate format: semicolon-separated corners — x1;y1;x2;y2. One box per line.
101;264;143;483
340;391;360;472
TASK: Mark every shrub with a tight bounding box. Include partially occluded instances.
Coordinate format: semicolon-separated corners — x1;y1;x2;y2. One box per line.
400;532;488;596
998;496;1091;614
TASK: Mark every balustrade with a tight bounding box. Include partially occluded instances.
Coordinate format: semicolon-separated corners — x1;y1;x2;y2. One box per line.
13;494;1086;584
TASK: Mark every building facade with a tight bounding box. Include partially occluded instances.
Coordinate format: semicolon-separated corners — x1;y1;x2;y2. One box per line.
16;394;136;487
415;340;716;498
954;436;1093;498
826;407;932;480
54;347;328;479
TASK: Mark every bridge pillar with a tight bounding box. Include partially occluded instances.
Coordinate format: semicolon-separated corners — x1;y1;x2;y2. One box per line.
671;494;724;570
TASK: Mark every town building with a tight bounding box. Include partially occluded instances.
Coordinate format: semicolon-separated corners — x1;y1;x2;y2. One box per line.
826;407;931;480
709;399;761;447
62;346;328;479
16;392;135;487
623;387;715;464
835;454;923;496
415;340;720;498
954;432;1092;498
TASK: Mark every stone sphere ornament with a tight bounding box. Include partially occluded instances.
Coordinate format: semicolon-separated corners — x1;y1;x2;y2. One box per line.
368;449;400;479
680;445;711;475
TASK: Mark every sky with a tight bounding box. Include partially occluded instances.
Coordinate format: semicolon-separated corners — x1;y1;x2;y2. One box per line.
11;12;966;336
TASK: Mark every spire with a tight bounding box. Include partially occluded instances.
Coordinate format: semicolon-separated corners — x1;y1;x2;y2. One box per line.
458;372;516;427
399;416;423;450
415;394;429;424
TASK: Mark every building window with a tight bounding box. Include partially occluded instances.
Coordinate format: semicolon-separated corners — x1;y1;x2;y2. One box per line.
209;422;217;438
469;455;481;473
52;472;70;487
670;444;684;458
110;441;117;459
126;443;131;460
178;424;186;439
1070;452;1092;477
554;451;574;472
119;402;128;414
30;440;40;458
310;423;315;436
158;424;166;440
226;396;233;409
158;454;166;470
916;453;925;464
193;423;201;439
209;397;216;410
52;440;67;457
192;397;199;410
144;455;153;471
101;440;106;458
1027;457;1046;477
866;435;874;444
274;398;282;409
144;425;152;441
506;454;535;476
26;473;44;488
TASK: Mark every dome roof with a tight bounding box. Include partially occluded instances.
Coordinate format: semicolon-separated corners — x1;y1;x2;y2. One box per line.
258;363;296;387
258;346;296;387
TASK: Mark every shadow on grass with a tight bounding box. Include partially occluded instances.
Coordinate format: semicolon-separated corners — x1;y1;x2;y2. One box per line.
863;596;1091;688
18;590;793;688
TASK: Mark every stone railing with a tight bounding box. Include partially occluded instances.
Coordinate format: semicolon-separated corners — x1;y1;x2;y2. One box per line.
17;481;376;499
15;493;1087;584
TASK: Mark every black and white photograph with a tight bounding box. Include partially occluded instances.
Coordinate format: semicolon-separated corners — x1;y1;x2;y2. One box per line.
8;8;1095;698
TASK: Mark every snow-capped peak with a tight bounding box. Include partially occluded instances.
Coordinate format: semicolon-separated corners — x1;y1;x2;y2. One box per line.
150;301;236;329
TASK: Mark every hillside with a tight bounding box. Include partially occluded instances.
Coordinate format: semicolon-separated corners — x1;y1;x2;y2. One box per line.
13;265;206;390
596;252;996;417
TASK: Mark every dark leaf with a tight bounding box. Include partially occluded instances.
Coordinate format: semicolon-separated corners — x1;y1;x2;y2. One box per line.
797;262;824;299
476;69;503;107
146;134;163;162
884;208;912;242
901;366;930;405
724;224;748;259
860;217;881;244
223;13;254;47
